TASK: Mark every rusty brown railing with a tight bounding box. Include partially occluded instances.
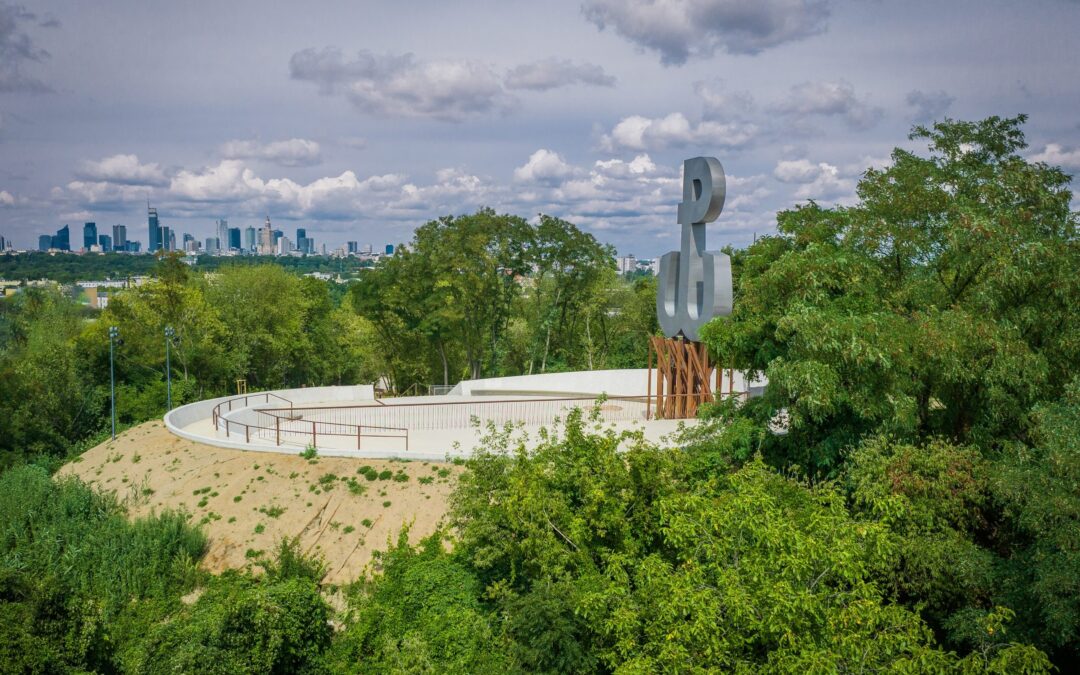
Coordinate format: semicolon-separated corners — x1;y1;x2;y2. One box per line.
211;392;409;452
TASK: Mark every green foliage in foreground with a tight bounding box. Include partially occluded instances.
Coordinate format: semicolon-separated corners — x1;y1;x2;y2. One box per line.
326;410;1049;673
0;467;333;674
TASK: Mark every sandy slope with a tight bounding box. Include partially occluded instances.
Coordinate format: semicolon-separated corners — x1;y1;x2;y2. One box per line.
57;420;461;585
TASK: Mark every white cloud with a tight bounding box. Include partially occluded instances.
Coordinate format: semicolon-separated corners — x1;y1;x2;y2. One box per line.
513;149;580;183
599;112;759;152
76;154;168;186
289;48;516;122
695;80;755;120
775;81;883;131
0;189;14;206
773;158;821;183
582;0;831;65
220;138;322;167
1030;143;1080;170
504;58;615;91
773;158;855;202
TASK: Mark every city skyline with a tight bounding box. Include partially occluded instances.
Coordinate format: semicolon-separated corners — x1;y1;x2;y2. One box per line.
1;0;1078;255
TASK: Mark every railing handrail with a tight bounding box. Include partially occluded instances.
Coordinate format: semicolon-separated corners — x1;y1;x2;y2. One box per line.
256;393;657;413
210;389;409;452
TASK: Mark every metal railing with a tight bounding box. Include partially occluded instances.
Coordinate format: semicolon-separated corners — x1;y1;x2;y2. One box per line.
211;391;409;451
255;394;706;435
209;390;749;454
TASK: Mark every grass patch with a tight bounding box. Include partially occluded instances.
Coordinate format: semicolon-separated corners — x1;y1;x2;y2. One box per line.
258;505;285;518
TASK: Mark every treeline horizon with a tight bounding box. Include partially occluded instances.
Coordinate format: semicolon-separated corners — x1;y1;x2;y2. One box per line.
0;115;1077;672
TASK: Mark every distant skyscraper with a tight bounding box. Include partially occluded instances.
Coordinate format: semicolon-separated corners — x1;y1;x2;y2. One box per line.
277;236;294;255
228;227;241;250
385;244;394;255
258;217;274;255
216;219;229;249
244;226;256;252
38;234;52;251
347;241;358;254
112;224;127;251
205;237;219;253
148;205;161;252
83;222;97;250
52;225;70;251
98;234;112;251
272;229;283;245
296;227;307;254
168;229;176;251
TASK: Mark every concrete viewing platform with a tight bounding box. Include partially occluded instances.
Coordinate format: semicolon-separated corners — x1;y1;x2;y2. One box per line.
165;369;762;461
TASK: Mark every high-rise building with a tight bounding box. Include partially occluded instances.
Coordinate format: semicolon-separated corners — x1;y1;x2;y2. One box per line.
168;229;176;251
272;229;283;245
148;205;161;252
216;219;229;249
83;222;97;250
98;234;112;251
38;235;52;251
112;224;127;251
205;237;219;253
385;244;394;255
258;217;274;255
52;225;70;251
276;236;294;255
347;241;358;254
228;227;241;250
296;228;307;254
244;226;256;252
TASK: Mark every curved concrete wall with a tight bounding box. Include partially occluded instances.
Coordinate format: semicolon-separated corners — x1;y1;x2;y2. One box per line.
164;385;382;457
450;368;760;398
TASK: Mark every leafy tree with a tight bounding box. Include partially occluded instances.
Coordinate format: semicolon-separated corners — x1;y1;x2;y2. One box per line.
988;377;1080;660
133;572;331;675
702;115;1079;475
205;264;310;388
0;288;103;462
328;531;513;673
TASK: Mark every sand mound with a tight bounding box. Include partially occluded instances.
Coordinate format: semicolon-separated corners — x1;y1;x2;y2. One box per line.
57;420;461;585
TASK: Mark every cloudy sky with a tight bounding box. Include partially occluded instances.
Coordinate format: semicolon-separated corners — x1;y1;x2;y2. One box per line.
1;0;1077;255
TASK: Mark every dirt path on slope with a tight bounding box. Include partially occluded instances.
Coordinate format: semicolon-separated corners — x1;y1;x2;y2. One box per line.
57;420;461;584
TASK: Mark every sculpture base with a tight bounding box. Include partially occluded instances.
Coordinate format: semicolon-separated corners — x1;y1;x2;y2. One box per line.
647;336;732;419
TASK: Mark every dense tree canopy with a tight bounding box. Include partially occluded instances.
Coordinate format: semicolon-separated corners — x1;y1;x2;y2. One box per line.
351;210;655;391
700;115;1080;663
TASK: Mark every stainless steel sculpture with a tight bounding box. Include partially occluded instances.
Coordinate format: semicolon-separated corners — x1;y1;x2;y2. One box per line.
656;157;733;341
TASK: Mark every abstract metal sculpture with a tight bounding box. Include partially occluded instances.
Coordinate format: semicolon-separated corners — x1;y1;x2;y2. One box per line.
656;157;733;341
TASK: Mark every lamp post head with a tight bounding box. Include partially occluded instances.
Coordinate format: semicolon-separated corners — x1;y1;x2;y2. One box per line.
109;326;118;338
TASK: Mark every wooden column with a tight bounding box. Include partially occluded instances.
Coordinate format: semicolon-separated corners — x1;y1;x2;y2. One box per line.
648;336;717;419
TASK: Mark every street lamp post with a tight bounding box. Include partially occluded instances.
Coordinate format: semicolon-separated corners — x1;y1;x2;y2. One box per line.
109;326;118;440
165;326;175;411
